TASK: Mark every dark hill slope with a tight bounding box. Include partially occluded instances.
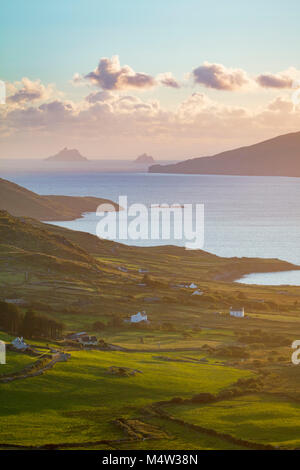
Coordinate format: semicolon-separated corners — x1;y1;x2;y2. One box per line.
0;178;119;221
149;131;300;176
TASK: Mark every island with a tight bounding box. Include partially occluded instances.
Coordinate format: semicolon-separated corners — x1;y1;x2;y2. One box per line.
135;153;155;164
46;147;88;162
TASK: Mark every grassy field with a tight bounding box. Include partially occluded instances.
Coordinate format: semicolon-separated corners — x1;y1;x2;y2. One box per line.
0;350;35;376
102;328;235;350
166;394;300;449
0;349;251;447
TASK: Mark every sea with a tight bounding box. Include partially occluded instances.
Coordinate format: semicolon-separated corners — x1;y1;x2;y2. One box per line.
1;159;300;286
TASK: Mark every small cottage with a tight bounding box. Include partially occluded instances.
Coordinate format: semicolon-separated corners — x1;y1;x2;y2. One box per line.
189;283;197;289
192;289;203;296
11;337;28;350
130;311;148;323
229;307;245;318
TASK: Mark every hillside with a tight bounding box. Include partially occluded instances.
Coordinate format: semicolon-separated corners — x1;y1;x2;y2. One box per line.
1;209;299;323
149;131;300;176
46;147;88;162
0;178;119;221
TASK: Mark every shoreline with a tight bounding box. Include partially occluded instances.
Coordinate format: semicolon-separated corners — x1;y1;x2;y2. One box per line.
213;261;300;283
39;195;121;222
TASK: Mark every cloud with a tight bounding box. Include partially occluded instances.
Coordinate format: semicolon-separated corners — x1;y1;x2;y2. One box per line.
177;92;214;117
2;68;300;158
4;87;300;151
85;91;114;103
256;72;294;89
7;78;56;103
157;72;180;88
85;55;156;90
71;73;86;87
6;100;74;129
267;96;294;113
192;62;250;91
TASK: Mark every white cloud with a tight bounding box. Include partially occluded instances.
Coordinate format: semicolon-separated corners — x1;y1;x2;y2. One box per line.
85;55;156;91
256;68;298;89
7;78;57;103
192;62;250;91
157;72;180;88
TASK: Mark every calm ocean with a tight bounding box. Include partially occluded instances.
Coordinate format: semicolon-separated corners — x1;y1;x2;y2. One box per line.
2;166;300;285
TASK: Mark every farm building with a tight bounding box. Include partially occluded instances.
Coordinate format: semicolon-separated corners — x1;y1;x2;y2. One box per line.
130;311;148;323
192;290;203;296
78;335;98;346
65;332;87;340
229;307;245;318
11;337;28;350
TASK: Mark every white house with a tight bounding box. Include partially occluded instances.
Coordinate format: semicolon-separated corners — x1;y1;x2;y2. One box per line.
189;283;198;289
192;290;203;296
0;340;6;364
11;337;29;350
130;311;148;323
229;307;245;318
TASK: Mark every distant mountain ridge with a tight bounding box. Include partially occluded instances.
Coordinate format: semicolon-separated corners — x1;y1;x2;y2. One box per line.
149;131;300;177
0;178;119;221
46;147;88;162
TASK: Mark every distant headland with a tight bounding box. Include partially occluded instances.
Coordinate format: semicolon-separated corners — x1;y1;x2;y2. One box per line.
46;147;88;162
149;131;300;177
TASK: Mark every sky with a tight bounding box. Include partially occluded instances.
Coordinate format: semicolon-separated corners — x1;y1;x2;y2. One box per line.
1;0;300;159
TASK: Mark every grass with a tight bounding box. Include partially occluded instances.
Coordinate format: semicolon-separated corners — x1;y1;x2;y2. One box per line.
102;328;235;350
0;349;251;446
0;350;35;376
114;416;247;450
166;394;300;449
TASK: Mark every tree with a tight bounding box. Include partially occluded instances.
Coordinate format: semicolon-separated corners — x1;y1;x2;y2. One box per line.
0;301;21;334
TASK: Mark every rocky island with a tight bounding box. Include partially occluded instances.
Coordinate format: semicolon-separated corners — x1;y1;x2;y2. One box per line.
135;153;155;164
46;147;88;162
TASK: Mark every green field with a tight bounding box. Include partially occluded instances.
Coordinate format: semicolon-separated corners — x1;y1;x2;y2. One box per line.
167;394;300;449
102;328;235;350
0;349;251;447
0;351;35;376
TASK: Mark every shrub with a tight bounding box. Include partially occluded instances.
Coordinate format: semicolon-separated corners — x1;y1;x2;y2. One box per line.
190;393;215;404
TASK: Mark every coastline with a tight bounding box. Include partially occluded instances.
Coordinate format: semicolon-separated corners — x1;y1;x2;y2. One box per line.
213;259;300;283
39;195;121;221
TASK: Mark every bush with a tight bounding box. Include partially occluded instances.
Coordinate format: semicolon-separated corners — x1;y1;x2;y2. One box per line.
190;393;215;404
170;397;184;404
93;321;106;331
